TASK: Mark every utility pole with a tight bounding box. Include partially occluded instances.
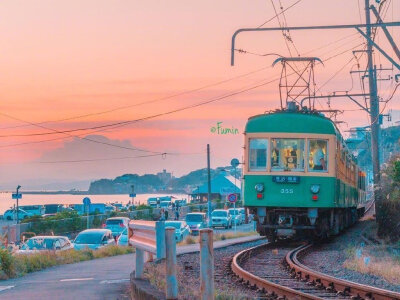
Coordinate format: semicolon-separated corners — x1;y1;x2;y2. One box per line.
207;144;212;227
16;185;21;224
365;0;381;212
230;3;400;222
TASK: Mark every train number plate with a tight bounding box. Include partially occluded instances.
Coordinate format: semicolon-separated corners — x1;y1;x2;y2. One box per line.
272;176;300;184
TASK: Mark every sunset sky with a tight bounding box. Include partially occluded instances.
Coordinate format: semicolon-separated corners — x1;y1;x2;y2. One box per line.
0;0;399;189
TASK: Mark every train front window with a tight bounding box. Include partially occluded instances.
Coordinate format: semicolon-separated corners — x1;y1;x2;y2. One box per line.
309;139;328;172
249;139;268;171
271;139;305;172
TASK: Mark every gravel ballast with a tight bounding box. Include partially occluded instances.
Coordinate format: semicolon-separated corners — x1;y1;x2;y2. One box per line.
301;220;400;293
144;239;266;300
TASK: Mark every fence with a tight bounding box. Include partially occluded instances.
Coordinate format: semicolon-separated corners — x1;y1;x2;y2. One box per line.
129;220;215;300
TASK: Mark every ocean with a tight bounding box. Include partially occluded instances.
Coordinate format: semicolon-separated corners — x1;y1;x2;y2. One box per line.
0;192;188;215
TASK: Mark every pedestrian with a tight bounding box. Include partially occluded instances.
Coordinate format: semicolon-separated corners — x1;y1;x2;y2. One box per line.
159;208;165;221
175;207;180;220
164;209;169;220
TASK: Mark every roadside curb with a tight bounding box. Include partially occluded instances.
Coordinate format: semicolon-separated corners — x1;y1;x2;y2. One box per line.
130;271;165;300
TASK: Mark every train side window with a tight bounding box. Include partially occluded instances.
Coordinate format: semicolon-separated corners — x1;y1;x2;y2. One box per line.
309;140;328;172
249;139;268;171
271;138;305;172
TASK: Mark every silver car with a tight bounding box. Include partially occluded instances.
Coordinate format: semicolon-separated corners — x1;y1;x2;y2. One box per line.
104;217;130;237
211;210;232;229
73;229;115;250
165;221;190;242
228;208;243;225
17;236;73;254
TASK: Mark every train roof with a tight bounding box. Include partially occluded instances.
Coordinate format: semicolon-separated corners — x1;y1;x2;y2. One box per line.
245;111;337;135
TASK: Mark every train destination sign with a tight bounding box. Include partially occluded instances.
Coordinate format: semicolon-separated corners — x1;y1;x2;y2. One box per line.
272;176;300;184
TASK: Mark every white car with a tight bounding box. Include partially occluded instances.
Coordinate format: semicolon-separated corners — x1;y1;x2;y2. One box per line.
17;236;73;254
117;228;128;246
211;210;232;229
228;208;243;225
3;208;30;221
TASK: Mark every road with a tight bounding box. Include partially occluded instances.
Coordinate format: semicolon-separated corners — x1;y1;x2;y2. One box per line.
0;253;135;300
0;220;258;299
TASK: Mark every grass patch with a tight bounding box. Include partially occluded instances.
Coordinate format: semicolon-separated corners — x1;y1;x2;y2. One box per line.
344;244;400;284
0;246;134;280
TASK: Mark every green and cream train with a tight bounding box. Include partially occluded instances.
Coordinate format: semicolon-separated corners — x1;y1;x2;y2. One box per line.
243;104;367;240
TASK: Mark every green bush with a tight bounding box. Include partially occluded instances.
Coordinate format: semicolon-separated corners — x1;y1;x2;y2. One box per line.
378;156;400;242
0;248;15;279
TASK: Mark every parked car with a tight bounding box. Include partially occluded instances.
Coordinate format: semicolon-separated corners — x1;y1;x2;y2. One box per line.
111;203;124;211
165;221;190;242
185;213;207;235
43;204;64;215
17;236;73;254
160;201;171;209
103;217;130;237
19;205;45;217
228;208;243;225
117;228;128;246
73;229;115;250
3;208;30;221
211;210;232;229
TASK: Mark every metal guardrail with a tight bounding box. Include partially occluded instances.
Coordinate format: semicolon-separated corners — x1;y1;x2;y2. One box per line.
128;220;166;280
128;220;165;259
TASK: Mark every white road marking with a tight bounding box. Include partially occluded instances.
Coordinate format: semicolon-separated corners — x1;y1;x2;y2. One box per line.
100;279;130;284
60;277;94;282
0;286;15;292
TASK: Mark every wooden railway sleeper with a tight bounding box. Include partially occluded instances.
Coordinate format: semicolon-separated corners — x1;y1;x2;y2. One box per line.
365;291;374;300
315;278;324;288
326;282;336;292
295;270;302;280
301;274;310;282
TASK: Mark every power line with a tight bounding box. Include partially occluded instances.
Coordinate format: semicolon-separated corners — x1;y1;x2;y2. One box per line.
36;153;166;164
1;41;361;140
0;76;282;148
0;65;272;131
257;0;302;28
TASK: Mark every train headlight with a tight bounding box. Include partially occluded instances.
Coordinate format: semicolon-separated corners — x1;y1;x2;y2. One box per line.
255;183;264;193
310;184;320;194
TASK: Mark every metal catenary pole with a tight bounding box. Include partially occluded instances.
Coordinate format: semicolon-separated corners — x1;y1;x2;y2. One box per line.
207;144;212;227
365;0;381;212
230;4;400;222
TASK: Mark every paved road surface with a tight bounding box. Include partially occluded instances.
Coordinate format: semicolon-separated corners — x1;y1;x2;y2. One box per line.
0;253;135;300
0;234;263;300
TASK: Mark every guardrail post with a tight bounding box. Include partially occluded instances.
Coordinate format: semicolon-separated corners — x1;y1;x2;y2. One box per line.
156;221;165;259
135;248;144;279
200;229;214;300
165;227;178;300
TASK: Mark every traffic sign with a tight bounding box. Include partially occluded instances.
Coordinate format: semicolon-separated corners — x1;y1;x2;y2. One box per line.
12;193;22;200
230;158;240;168
227;193;237;203
83;197;91;206
129;193;136;198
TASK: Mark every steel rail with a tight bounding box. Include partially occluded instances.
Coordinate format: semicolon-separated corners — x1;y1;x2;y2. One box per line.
231;243;323;300
287;244;400;300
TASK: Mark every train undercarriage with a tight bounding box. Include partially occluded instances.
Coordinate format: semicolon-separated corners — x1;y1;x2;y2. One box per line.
249;206;365;241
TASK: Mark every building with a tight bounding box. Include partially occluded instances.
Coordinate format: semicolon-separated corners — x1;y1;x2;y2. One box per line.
157;169;172;184
189;172;241;203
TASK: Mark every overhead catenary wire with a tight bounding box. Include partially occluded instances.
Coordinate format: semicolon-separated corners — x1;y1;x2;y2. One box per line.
0;76;283;148
0;41;362;140
0;65;272;131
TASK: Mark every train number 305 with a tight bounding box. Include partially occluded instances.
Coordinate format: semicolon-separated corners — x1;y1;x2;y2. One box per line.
280;188;294;194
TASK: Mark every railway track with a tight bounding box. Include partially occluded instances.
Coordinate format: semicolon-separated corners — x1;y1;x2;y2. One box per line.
231;242;400;300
